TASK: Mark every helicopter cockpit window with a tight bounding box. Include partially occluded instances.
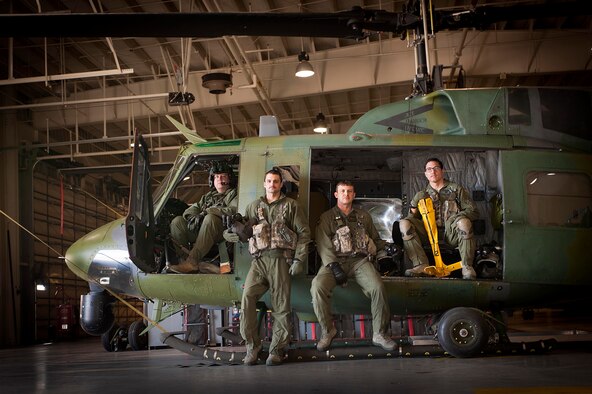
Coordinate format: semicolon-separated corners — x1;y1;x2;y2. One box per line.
539;88;592;141
508;88;531;126
153;154;188;215
526;171;592;227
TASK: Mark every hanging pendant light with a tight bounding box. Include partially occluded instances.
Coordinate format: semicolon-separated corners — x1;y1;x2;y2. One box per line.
313;112;328;133
295;51;315;78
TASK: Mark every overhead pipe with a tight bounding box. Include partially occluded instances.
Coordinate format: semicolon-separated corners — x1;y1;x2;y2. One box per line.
36;145;180;161
30;131;184;150
0;92;168;111
0;68;134;86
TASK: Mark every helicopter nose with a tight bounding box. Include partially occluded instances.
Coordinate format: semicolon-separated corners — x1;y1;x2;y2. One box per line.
65;221;115;281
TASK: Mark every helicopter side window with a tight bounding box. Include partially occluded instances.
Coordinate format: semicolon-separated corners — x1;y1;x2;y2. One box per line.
526;171;592;228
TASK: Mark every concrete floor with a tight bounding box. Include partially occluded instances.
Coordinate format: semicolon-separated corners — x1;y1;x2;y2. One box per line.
2;311;592;394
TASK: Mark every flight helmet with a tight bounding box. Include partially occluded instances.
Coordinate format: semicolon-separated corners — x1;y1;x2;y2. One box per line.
209;161;234;188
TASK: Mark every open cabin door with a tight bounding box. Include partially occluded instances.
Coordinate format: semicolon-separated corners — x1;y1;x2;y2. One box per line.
125;134;157;273
500;150;592;285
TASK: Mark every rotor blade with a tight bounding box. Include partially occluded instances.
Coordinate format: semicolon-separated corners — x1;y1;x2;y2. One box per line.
433;0;590;31
0;10;377;38
0;1;588;38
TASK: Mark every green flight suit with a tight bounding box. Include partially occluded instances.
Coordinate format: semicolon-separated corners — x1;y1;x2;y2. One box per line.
403;180;478;268
170;188;237;261
311;206;391;337
240;194;310;357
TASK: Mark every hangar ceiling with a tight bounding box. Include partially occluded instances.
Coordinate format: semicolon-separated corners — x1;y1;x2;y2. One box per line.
1;0;591;189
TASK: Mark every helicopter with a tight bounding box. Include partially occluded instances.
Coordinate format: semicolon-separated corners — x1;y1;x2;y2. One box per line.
57;1;592;361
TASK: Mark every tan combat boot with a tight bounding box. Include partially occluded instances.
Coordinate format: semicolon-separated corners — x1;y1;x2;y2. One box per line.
243;344;262;366
372;333;396;351
316;327;337;351
168;258;200;274
404;263;428;277
462;266;477;280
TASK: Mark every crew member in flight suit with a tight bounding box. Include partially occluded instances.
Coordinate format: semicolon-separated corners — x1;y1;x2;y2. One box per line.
225;168;310;366
400;157;479;279
311;180;395;352
169;161;237;274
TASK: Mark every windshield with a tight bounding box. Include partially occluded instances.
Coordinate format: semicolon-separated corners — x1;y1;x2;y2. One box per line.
152;152;240;217
153;153;188;215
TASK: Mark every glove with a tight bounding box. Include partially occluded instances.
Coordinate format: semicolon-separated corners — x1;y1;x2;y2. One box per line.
183;205;201;221
328;262;348;286
187;214;202;232
289;259;305;276
232;217;256;242
223;229;240;243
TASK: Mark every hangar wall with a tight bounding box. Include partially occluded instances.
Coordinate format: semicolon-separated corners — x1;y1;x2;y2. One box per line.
27;161;143;343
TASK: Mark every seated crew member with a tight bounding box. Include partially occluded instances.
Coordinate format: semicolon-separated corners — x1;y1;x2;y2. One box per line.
169;161;237;274
311;180;395;352
399;157;479;279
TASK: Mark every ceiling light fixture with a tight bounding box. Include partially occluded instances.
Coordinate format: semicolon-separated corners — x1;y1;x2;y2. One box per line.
313;112;328;133
202;72;233;94
295;51;315;78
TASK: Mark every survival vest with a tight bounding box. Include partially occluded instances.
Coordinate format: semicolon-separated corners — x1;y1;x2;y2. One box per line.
332;211;370;257
248;200;297;257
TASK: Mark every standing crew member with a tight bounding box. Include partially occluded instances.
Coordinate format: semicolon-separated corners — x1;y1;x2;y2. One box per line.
400;157;479;279
225;168;310;366
169;161;237;274
311;181;395;352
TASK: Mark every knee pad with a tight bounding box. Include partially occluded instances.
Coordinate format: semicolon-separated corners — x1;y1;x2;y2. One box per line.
399;219;416;241
456;217;474;240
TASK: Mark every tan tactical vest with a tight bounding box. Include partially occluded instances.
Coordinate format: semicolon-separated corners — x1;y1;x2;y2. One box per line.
332;211;370;257
249;201;297;257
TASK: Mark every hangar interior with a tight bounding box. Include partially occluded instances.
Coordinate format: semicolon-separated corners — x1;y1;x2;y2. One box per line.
1;0;591;349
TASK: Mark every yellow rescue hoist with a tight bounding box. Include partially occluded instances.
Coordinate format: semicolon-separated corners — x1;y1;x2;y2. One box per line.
417;198;462;277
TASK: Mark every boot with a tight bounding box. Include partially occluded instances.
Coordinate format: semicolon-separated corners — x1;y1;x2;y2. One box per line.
197;261;221;274
372;333;396;351
462;266;476;280
404;263;428;277
169;259;220;274
266;353;283;366
243;344;262;366
316;327;337;351
168;258;200;274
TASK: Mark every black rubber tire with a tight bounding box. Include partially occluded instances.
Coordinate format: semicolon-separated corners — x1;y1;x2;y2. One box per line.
128;320;149;351
437;307;489;358
101;324;126;352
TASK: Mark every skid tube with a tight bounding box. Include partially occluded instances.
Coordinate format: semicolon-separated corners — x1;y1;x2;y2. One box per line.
161;332;558;364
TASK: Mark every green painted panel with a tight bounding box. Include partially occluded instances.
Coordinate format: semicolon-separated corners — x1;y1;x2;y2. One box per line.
500;150;592;285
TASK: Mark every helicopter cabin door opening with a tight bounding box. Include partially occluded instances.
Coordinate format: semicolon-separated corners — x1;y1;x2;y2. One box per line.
309;148;502;279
